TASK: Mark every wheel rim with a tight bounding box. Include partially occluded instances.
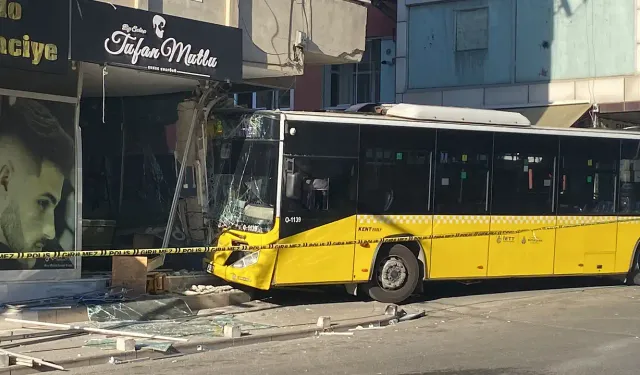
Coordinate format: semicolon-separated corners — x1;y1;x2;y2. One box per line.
377;256;408;290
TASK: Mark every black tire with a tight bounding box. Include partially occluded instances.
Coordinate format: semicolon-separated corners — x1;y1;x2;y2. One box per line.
362;244;420;304
626;254;640;286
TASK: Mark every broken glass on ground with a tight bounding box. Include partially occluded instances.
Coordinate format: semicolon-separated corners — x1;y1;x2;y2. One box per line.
85;314;273;339
84;338;173;353
87;298;193;322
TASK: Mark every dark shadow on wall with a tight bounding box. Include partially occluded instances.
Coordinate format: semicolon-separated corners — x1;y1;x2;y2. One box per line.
514;0;561;85
239;0;267;67
514;0;590;85
147;0;162;13
238;0;289;70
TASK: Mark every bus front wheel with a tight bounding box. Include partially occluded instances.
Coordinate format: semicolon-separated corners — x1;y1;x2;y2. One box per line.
626;254;640;286
363;244;419;304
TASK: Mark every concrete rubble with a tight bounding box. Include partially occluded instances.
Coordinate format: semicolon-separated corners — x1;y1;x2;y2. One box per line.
182;285;235;296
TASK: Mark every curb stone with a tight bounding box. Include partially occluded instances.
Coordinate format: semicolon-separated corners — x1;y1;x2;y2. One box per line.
0;315;394;375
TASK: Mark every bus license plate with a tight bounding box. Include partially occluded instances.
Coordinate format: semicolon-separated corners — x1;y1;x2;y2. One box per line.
206;263;213;273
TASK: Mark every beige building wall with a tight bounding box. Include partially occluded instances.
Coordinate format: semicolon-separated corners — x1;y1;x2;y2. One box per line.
100;0;368;80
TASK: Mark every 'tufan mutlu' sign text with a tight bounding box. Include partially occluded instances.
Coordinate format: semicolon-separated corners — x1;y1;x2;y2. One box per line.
0;0;59;66
71;0;242;81
104;15;217;77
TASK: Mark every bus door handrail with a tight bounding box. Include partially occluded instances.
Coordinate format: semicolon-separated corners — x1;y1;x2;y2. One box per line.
428;151;433;211
485;170;490;212
552;156;557;213
613;174;618;213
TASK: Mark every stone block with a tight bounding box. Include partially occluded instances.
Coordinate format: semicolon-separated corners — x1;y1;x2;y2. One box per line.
0;354;10;367
223;324;241;338
116;338;136;352
316;316;331;330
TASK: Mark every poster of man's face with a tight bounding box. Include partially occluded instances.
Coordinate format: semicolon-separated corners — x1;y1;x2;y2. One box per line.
0;95;76;270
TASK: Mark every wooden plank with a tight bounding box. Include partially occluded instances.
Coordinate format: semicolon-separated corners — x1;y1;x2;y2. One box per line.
0;349;64;370
112;255;148;296
0;329;80;342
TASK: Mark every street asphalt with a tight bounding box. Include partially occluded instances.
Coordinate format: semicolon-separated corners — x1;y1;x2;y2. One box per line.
70;277;640;375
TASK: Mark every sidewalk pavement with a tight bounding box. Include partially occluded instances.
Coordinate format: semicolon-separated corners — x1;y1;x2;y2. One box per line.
0;298;402;375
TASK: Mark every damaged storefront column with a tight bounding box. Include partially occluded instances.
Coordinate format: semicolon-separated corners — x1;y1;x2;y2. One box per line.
157;87;229;271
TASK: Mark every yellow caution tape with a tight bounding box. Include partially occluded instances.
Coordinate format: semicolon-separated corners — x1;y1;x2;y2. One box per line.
0;216;634;260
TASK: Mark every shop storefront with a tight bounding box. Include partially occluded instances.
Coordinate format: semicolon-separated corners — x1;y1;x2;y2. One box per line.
0;0;243;301
71;0;242;275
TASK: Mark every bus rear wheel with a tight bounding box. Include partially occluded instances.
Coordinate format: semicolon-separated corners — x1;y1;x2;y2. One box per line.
363;244;420;304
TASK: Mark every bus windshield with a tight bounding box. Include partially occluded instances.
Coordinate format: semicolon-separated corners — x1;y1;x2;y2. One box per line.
208;111;279;234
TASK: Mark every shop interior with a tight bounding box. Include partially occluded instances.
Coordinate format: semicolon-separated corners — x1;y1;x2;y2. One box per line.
77;64;259;275
77;63;284;275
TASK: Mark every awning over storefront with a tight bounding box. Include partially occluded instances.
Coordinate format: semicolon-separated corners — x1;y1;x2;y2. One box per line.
503;103;593;128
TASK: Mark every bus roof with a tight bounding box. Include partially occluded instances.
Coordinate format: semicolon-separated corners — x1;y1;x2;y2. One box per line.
385;103;531;126
267;104;640;141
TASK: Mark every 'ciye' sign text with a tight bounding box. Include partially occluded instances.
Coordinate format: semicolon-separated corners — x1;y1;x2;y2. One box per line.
0;0;69;74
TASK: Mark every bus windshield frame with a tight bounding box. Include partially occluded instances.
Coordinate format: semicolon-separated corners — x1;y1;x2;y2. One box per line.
208;110;280;234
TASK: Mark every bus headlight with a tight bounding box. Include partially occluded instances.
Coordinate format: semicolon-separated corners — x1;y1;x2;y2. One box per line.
231;251;260;268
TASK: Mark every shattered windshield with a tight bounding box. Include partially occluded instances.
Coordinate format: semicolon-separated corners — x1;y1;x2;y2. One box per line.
208;111;279;233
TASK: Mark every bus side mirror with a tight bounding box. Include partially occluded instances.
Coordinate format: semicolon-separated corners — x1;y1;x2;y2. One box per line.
285;172;303;200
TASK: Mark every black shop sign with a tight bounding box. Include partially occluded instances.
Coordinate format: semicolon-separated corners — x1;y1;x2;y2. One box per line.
71;0;242;81
0;0;70;74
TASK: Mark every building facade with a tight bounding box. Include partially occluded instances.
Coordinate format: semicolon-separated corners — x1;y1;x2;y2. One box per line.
275;4;397;111
396;0;640;128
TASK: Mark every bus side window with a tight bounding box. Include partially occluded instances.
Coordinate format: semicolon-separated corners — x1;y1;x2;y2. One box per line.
558;137;619;215
620;140;640;214
492;133;559;215
433;129;493;214
358;126;434;215
283;156;357;214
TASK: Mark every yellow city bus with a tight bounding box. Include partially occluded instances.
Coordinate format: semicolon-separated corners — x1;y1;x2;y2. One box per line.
204;103;640;303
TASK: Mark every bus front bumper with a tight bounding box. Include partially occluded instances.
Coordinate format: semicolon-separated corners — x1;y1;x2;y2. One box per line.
205;249;277;290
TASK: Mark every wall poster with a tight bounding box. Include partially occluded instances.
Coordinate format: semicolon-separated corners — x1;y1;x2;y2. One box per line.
0;0;80;283
0;94;77;272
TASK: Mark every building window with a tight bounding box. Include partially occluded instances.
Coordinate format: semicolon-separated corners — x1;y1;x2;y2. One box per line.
236;92;253;108
277;90;293;110
455;7;489;52
254;91;273;110
233;89;294;110
325;39;381;108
